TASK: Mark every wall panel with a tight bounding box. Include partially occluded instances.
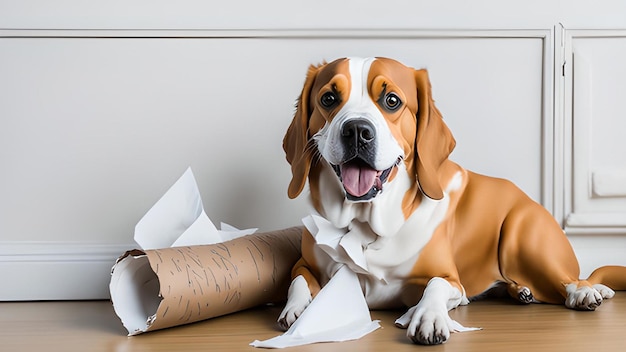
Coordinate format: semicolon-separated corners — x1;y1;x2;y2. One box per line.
564;31;626;233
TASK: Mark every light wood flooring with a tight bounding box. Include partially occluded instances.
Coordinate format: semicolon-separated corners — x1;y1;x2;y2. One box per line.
1;293;625;351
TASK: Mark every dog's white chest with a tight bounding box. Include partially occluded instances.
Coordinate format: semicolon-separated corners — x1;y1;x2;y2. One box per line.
306;199;450;309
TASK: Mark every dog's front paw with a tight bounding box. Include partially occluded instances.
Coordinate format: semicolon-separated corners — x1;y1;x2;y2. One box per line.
395;305;451;345
277;275;312;330
565;284;603;311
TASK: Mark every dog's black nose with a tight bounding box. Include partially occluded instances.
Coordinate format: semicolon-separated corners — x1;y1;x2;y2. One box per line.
341;119;376;146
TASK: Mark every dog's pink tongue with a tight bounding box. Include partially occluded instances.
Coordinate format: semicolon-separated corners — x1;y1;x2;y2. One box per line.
340;163;377;197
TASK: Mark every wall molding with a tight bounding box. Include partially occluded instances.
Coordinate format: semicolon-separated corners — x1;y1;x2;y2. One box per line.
0;242;135;301
0;28;552;39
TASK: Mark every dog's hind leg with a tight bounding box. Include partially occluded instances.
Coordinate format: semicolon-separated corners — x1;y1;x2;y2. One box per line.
497;201;605;310
562;265;626;310
473;281;535;304
586;265;626;292
563;264;626;309
564;281;604;310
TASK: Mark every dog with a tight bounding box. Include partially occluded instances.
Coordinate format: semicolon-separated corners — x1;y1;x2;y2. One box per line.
278;57;626;345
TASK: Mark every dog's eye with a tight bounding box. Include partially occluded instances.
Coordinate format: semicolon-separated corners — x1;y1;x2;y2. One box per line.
320;92;338;108
383;93;402;111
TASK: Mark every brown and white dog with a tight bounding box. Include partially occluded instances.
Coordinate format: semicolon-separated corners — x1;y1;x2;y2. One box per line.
279;57;626;345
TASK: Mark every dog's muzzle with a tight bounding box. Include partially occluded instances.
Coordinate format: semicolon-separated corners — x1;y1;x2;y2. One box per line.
331;119;397;202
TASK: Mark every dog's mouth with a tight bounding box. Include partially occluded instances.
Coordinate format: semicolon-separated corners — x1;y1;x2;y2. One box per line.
331;158;399;201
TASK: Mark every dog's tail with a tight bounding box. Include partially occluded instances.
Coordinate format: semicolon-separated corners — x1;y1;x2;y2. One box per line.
586;266;626;290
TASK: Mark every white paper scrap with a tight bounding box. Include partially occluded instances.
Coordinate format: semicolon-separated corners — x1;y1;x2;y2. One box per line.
250;265;380;348
133;167;255;250
219;222;258;242
134;167;220;249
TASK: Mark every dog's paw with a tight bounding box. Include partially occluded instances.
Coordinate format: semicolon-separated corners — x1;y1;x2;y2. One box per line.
565;284;603;311
592;284;615;299
277;275;312;331
517;286;534;304
395;305;451;345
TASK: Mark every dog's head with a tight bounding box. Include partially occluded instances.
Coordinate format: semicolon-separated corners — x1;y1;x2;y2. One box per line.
284;57;455;213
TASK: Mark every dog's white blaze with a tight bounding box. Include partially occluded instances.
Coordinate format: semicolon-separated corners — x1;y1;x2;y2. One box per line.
347;57;372;106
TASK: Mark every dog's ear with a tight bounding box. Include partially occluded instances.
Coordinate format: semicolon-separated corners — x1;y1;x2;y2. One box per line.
283;64;321;199
413;69;456;200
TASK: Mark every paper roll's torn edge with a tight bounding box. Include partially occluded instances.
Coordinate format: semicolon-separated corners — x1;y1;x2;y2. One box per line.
146;313;157;330
110;250;163;336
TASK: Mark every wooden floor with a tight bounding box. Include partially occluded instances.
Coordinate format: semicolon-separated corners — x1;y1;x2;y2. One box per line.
1;293;625;351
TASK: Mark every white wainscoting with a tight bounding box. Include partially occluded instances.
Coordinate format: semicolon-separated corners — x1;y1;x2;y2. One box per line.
0;23;626;300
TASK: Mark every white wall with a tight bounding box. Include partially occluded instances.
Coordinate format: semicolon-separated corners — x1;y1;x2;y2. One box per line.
2;0;626;30
1;0;625;300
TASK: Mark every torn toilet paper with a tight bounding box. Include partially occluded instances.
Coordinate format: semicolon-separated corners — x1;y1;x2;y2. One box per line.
250;265;381;348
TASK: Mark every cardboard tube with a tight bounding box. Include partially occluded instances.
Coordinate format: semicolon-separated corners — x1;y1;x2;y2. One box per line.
110;227;302;335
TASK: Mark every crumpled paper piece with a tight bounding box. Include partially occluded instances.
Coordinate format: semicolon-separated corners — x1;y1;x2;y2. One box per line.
250;265;381;348
302;214;371;277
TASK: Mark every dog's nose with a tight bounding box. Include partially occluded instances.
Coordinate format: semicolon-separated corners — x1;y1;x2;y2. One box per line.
341;119;376;146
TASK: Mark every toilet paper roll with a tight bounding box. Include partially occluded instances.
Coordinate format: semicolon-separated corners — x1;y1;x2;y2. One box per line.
110;227;302;335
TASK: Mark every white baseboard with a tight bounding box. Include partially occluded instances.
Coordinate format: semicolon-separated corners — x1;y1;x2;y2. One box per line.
0;242;136;301
0;236;624;301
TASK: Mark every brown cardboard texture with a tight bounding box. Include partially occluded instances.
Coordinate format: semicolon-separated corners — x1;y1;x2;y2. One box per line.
110;227;302;335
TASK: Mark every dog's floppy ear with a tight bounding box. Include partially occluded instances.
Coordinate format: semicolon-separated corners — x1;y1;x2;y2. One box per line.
413;69;456;200
283;64;320;199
